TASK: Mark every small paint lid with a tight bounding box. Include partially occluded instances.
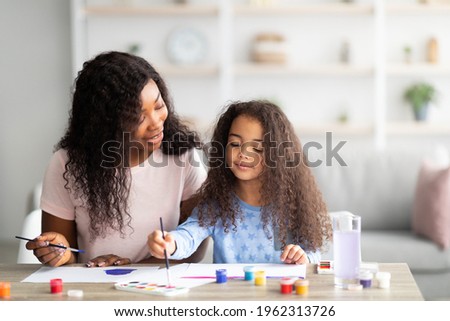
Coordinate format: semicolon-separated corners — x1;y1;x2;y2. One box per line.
294;279;309;286
67;289;84;298
243;266;255;272
346;284;363;291
280;277;295;285
50;278;63;285
216;269;227;276
255;270;266;277
359;271;373;280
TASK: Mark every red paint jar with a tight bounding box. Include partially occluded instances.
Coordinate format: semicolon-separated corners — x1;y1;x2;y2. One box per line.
50;278;63;294
280;277;294;294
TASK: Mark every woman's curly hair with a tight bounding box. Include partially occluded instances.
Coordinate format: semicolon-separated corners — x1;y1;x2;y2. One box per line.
197;100;331;251
56;51;201;239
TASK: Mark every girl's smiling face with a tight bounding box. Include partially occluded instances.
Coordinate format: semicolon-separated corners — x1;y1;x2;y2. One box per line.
226;115;265;183
130;80;168;165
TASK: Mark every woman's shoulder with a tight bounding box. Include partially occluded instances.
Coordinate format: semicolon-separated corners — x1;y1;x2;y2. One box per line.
46;148;68;169
53;148;68;159
160;147;206;169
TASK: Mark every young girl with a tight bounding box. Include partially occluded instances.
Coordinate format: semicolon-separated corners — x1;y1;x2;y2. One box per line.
148;100;331;264
25;51;208;267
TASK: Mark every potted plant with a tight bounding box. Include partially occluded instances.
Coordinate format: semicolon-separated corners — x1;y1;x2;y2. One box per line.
403;82;437;121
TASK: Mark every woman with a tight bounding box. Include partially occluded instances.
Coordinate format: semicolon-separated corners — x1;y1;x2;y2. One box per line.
26;51;208;267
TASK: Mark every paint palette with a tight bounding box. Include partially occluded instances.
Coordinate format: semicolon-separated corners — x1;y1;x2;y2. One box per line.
114;281;189;296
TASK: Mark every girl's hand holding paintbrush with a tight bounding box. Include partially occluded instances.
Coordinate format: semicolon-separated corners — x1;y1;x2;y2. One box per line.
24;232;75;267
147;230;177;259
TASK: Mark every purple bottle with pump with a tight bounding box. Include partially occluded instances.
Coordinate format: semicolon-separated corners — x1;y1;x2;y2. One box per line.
332;212;361;288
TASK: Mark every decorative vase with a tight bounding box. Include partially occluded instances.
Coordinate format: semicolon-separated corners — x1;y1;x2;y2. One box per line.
427;37;439;64
413;104;429;122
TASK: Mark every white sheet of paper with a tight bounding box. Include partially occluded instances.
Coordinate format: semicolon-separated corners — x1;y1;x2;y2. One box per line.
21;266;160;283
183;263;306;279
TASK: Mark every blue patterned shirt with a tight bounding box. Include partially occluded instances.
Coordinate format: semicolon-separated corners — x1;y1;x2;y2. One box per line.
170;197;320;264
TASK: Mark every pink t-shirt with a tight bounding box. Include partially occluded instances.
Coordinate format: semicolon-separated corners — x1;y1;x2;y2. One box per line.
40;148;207;263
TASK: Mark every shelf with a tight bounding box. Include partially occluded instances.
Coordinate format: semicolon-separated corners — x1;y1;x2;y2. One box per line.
234;4;373;15
158;64;219;77
294;123;373;136
387;3;450;15
387;63;450;76
190;120;373;137
84;4;219;16
72;0;450;149
235;63;373;77
386;122;450;135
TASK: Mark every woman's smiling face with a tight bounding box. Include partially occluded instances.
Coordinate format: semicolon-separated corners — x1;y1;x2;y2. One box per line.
130;80;168;165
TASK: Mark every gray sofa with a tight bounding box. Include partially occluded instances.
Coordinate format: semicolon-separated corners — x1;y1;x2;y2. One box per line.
310;145;450;300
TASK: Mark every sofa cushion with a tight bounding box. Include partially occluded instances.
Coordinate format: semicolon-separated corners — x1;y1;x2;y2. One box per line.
308;147;428;230
361;231;450;272
412;161;450;249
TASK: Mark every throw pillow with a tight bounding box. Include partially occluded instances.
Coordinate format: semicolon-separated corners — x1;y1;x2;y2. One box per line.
412;160;450;249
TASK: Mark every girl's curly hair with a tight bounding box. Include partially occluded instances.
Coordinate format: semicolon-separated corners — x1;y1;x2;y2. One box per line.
197;100;331;251
56;51;201;239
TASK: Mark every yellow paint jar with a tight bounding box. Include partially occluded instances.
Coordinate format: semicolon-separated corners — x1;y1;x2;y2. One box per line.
295;279;309;295
254;270;266;286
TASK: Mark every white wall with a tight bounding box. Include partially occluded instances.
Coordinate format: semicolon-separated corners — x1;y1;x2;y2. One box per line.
0;0;72;242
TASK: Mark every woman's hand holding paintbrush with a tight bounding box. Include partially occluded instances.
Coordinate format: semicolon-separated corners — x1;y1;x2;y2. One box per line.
22;232;77;267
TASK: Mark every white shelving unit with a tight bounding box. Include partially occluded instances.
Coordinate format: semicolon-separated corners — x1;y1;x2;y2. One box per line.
235;63;374;77
234;3;374;15
70;0;450;148
384;1;450;140
387;2;450;14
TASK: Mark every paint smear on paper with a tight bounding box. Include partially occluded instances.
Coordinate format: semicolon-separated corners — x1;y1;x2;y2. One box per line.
105;268;137;276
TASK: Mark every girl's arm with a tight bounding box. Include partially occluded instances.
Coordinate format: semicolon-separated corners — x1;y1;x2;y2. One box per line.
178;196;210;263
147;211;211;261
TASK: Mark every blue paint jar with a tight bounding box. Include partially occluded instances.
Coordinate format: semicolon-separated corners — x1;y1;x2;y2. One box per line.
359;271;373;288
243;266;255;281
216;269;227;283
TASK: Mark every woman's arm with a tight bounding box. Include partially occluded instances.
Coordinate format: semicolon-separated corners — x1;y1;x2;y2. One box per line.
25;211;78;266
42;211;78;249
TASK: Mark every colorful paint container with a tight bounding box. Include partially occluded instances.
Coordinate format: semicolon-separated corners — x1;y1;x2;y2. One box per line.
359;271;373;288
243;266;255;281
50;278;63;294
254;270;266;286
295;279;309;295
0;282;11;299
216;269;227;284
280;277;295;294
